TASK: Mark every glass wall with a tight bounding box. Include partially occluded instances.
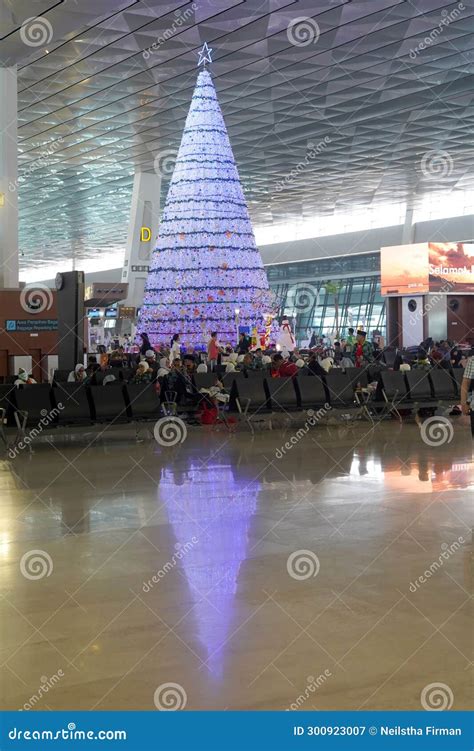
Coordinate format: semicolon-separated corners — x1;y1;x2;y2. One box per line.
266;252;385;344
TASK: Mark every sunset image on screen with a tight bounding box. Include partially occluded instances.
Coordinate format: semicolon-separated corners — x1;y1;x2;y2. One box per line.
428;242;474;292
380;243;429;296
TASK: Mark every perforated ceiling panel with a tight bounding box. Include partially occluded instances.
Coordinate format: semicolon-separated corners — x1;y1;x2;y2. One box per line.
0;0;472;275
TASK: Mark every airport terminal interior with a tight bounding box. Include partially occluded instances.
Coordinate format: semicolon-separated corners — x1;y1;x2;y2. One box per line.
0;0;472;715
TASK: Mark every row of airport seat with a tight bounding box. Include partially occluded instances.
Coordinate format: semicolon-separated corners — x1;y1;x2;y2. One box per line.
0;369;464;445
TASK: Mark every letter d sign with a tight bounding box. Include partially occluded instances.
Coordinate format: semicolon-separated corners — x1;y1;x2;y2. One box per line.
140;227;151;242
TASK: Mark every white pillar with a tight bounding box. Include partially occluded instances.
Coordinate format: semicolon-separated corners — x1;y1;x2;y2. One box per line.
122;171;161;309
0;67;19;288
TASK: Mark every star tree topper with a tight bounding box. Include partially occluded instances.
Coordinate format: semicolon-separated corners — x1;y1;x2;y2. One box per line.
198;42;213;67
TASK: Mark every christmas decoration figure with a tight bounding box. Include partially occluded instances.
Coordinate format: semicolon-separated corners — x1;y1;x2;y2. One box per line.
277;317;296;352
137;46;272;347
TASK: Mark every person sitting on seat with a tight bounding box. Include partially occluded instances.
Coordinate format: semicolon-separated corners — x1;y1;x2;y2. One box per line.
429;342;443;366
131;360;152;385
164;358;198;406
68;364;86;383
14;367;37;387
271;354;298;378
413;349;431;371
145;349;159;377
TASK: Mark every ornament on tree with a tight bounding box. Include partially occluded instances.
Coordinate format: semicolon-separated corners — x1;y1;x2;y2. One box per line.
136;48;272;347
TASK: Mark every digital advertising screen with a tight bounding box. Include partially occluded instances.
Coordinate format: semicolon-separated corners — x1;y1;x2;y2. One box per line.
380;243;429;296
428;241;474;293
380;241;474;295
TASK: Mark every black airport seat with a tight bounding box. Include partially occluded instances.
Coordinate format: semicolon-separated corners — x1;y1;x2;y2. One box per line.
194;372;219;390
89;370;105;385
14;384;56;426
245;368;267;378
429;370;457;400
220;371;236;388
53;383;94;425
344;367;368;388
324;372;355;408
382;349;397;367
297;376;328;411
52;369;71;385
380;371;409;400
231;374;268;412
265;377;299;411
125;384;161;421
405;371;434;401
0;384;18;427
119;367;134;382
89;386;129;423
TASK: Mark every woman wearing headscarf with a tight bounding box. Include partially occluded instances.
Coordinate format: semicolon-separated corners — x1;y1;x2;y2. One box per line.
67;364;86;383
14;368;37;387
131;360;152;384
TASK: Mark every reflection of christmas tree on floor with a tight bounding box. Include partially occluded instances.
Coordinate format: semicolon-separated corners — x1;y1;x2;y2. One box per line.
138;52;272;348
161;461;259;677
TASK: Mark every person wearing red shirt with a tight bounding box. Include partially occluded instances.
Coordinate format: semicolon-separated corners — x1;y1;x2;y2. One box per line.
271;354;298;378
207;331;220;371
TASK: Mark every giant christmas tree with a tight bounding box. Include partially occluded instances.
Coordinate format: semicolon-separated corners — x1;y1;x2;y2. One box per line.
137;50;272;348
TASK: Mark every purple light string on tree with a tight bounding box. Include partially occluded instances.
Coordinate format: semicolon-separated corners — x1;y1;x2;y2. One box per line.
137;44;273;348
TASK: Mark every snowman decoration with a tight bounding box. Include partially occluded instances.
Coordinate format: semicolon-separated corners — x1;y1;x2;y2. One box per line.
277;317;296;353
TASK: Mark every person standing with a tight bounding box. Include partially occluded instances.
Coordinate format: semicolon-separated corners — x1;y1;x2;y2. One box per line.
346;327;356;352
354;330;374;368
169;334;181;365
460;355;474;436
207;332;220;371
139;332;152;356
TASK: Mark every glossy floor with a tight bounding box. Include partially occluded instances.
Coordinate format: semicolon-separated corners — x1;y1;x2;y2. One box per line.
0;420;472;711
